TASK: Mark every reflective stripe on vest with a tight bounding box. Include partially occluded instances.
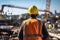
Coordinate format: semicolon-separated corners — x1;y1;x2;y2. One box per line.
24;34;42;37
23;20;43;38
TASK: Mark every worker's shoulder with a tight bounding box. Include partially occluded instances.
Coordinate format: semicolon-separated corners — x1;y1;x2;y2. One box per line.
23;18;43;23
37;18;43;21
22;20;27;24
37;18;44;24
22;19;29;23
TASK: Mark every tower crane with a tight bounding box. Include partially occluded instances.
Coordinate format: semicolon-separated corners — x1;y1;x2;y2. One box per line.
45;0;51;19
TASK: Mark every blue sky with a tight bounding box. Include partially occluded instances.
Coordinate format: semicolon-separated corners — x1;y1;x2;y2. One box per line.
0;0;60;14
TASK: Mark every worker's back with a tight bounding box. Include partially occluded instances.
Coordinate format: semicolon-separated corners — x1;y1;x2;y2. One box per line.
18;5;49;40
23;18;43;40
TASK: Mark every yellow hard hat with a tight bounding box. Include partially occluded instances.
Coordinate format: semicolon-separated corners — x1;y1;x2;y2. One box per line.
28;5;38;15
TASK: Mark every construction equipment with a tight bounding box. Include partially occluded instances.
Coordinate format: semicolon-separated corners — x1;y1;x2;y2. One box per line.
45;12;60;40
45;0;51;19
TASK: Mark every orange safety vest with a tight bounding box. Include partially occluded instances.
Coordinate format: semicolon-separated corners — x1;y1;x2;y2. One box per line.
22;18;43;40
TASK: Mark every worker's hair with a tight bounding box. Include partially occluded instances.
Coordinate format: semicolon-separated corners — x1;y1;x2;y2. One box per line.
30;14;38;18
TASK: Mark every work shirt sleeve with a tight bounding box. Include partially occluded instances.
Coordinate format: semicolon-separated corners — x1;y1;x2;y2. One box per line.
42;23;49;39
18;29;23;40
18;22;24;40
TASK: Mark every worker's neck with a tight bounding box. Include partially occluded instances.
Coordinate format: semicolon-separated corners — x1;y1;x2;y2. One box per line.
30;14;37;19
30;17;36;19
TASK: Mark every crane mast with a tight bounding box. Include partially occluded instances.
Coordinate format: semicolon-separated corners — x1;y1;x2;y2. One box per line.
45;0;51;19
46;0;51;11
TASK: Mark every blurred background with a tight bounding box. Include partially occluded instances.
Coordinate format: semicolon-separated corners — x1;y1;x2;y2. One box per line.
0;0;60;40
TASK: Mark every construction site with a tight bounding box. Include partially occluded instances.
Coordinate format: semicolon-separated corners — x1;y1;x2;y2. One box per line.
0;0;60;40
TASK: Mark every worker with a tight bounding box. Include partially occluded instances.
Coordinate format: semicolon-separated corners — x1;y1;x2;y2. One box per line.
18;5;50;40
